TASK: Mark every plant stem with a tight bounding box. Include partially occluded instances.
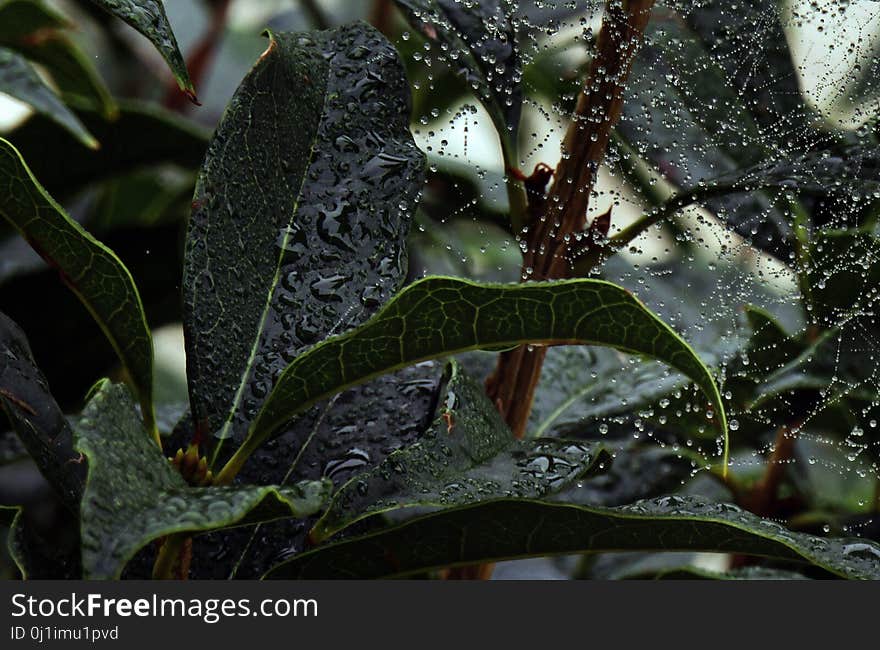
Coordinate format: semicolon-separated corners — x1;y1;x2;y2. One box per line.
741;424;798;517
152;532;191;579
486;0;656;439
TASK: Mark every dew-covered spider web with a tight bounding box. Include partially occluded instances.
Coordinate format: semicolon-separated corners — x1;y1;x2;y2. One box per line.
404;0;880;557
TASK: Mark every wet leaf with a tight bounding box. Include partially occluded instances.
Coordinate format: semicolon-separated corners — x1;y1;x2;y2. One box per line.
6;503;81;579
174;364;443;580
232;277;726;476
395;0;522;143
0;311;84;509
88;0;193;97
0;139;156;434
5;98;209;199
266;495;880;579
0;46;97;149
224;276;727;482
312;362;609;541
0;504;16;528
75;382;331;580
183;25;424;460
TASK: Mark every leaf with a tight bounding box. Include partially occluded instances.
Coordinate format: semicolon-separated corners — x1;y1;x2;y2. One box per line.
182;25;424;459
0;138;156;435
742;305;804;378
74;382;331;579
0;310;84;509
312;362;609;541
87;0;193;98
222;276;727;482
394;0;522;144
172;364;443;580
0;504;17;528
0;46;97;149
266;495;880;579
0;0;117;119
6;503;81;579
808;229;880;329
150;364;443;579
5;98;209;199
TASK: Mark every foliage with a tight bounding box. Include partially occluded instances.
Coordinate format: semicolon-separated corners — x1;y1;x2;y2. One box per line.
1;0;879;580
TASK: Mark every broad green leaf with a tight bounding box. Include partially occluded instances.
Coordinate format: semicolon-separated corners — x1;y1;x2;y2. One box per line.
87;0;193;97
0;504;16;528
0;0;116;119
312;362;609;541
0;138;156;435
395;0;522;146
220;276;727;482
182;25;424;461
0;311;84;508
75;382;331;579
0;46;97;149
808;229;880;329
742;305;805;377
266;495;880;579
561;445;700;508
175;364;443;580
5;98;209;199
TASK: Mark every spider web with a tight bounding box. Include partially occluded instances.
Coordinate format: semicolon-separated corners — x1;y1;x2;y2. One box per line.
409;0;880;541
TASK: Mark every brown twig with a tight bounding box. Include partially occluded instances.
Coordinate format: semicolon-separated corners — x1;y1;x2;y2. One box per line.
370;0;394;37
485;0;656;440
740;425;798;517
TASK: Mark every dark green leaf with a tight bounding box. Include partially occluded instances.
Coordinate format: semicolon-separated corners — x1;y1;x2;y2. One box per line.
225;276;727;482
0;138;156;434
0;311;84;508
182;25;424;460
0;46;97;148
5;98;209;199
742;305;804;378
87;0;193;97
6;503;81;579
181;363;442;580
0;504;17;528
266;495;880;579
808;229;880;329
312;362;609;541
75;382;331;579
394;0;522;143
